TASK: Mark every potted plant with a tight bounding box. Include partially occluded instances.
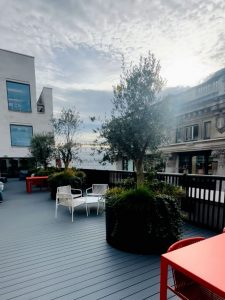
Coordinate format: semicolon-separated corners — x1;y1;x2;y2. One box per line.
105;183;183;254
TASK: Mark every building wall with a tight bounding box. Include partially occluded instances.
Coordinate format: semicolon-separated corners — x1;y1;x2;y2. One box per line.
0;49;53;159
161;68;225;175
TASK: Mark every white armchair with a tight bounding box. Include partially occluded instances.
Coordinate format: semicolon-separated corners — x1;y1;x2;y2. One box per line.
86;184;109;197
55;185;87;222
86;184;109;214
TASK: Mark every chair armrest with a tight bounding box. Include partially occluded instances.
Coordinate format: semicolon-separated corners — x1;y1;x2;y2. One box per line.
86;187;92;194
71;188;82;194
71;189;82;198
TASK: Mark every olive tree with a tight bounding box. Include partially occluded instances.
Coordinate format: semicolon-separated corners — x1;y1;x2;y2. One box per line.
97;52;170;187
52;107;81;169
29;133;55;169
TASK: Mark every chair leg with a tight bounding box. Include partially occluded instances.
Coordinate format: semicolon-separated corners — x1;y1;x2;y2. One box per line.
86;203;89;216
72;206;74;222
55;204;58;218
97;202;99;215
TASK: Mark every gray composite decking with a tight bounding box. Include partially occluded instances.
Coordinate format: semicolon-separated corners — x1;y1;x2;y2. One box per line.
0;179;215;300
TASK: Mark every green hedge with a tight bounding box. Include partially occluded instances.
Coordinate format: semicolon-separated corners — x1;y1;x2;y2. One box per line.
105;186;183;254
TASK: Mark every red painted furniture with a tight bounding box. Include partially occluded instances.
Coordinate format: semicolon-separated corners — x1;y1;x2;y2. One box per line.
26;176;48;193
160;233;225;299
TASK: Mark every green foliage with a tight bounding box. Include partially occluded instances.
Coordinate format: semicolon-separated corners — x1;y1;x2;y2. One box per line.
48;169;86;199
74;170;86;179
35;167;60;176
115;177;136;190
29;133;55;169
105;187;125;206
106;186;183;254
153;194;183;243
52;107;81;169
143;151;166;172
96;52;172;186
146;178;185;199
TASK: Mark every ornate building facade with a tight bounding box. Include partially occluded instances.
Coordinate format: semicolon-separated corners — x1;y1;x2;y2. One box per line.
161;68;225;175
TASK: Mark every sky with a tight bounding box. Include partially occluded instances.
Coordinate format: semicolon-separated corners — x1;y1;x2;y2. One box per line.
0;0;225;142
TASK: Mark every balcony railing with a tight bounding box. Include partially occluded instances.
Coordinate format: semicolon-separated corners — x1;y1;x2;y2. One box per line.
80;168;136;188
80;169;225;231
157;172;225;232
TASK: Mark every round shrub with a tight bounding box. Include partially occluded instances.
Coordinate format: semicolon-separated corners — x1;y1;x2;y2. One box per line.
105;187;182;254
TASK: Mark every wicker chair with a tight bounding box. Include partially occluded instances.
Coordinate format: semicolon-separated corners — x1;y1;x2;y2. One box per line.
55;185;86;222
167;237;224;300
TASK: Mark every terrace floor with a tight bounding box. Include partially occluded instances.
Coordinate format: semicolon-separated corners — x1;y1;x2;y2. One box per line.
0;179;215;300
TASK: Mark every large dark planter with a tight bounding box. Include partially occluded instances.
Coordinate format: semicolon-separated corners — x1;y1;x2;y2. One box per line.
105;193;182;254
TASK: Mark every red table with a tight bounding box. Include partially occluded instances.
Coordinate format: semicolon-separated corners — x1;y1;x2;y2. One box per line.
160;233;225;299
26;176;48;193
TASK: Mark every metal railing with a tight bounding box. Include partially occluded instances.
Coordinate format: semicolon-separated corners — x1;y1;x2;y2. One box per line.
80;168;136;188
157;172;225;231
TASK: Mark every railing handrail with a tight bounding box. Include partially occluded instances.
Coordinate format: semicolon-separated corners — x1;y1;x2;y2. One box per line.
157;172;225;180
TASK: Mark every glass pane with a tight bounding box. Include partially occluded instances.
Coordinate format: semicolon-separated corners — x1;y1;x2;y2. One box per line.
193;125;198;139
7;81;31;112
204;122;211;139
185;127;190;140
10;125;33;147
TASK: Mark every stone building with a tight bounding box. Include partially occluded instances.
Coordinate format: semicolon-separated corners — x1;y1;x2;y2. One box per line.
161;68;225;175
0;49;53;177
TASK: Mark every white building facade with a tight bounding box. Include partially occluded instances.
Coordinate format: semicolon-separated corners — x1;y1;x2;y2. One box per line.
0;49;53;177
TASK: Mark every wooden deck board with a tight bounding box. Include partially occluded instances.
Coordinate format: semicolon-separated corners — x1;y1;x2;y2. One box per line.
0;179;215;300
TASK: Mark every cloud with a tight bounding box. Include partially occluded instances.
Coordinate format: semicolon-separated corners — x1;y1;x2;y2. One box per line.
0;0;225;140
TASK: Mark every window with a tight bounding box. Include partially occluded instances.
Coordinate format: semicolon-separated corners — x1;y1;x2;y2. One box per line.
10;125;33;147
7;81;31;112
176;128;182;143
185;125;199;141
204;121;211;139
122;158;128;171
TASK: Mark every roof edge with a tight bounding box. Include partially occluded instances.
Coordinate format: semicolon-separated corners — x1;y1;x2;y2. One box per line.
0;48;34;59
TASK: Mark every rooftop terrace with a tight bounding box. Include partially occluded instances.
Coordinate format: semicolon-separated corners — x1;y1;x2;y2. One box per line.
0;180;214;300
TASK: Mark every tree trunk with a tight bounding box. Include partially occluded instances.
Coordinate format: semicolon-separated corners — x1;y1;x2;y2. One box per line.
63;160;69;170
134;159;144;187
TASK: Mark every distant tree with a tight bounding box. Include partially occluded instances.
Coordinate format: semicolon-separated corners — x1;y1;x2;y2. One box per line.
96;52;171;187
29;133;55;169
52;107;81;169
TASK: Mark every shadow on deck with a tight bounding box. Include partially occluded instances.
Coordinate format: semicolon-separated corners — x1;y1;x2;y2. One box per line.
0;179;215;300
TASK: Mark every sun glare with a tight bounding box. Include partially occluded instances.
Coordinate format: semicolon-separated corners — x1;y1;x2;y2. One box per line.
162;57;210;88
